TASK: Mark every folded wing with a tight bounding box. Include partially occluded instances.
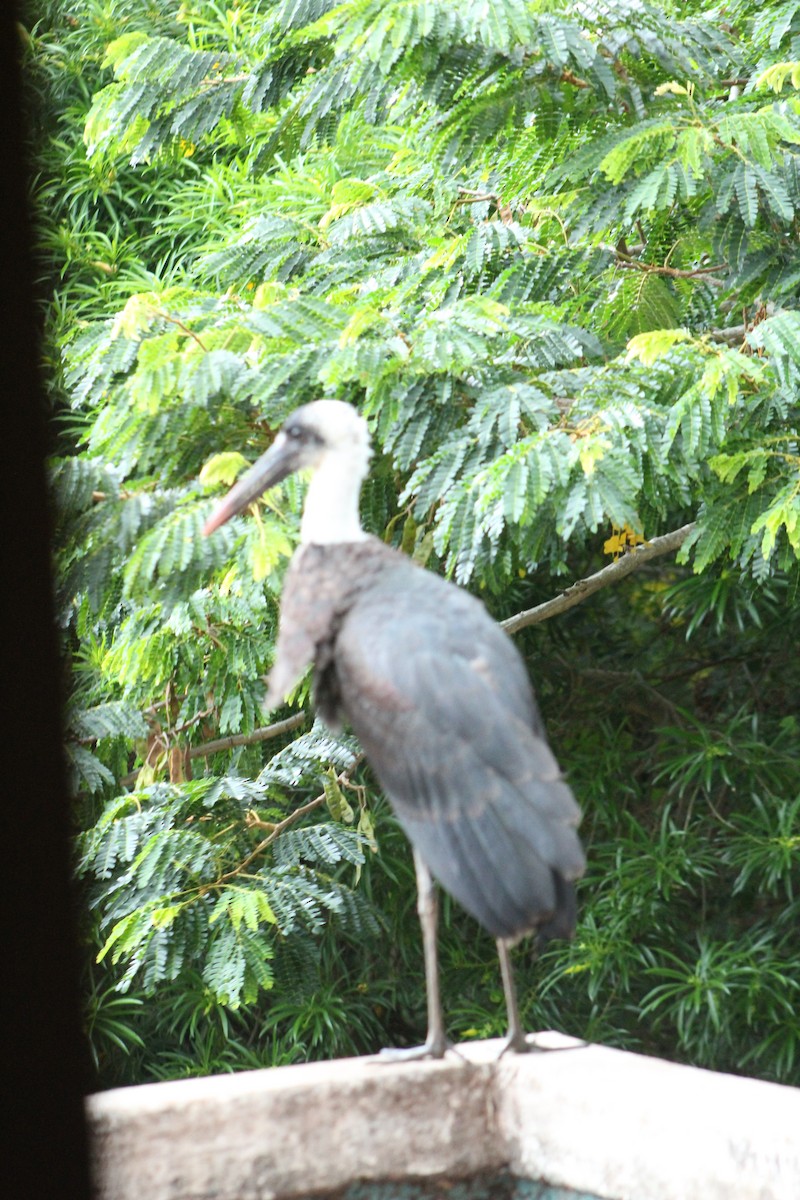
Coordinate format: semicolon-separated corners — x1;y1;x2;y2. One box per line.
333;568;585;941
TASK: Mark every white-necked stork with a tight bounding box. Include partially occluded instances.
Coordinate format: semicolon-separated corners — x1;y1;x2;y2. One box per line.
204;400;585;1059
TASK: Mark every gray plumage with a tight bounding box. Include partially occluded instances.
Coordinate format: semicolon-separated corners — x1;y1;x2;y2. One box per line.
267;538;583;942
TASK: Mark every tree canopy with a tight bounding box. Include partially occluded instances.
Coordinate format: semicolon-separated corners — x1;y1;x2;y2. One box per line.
26;0;800;1085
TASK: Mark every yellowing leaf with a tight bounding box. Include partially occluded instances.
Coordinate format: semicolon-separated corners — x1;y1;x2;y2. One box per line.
101;32;148;69
756;62;800;93
654;81;691;97
625;328;692;366
339;305;381;346
251;539;272;582
253;281;288;309
133;763;158;790
579;438;608;476
604;525;647;558
319;178;377;230
330;178;376;204
357;804;378;854
249;515;293;581
111;293;157;339
219;565;238;595
151;904;182;929
421;235;467;272
324;767;355;823
751;486;800;558
699;356;726;399
598;121;678;185
676;126;712;177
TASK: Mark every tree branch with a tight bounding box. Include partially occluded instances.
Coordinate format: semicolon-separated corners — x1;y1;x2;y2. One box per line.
606;243;724;283
610;250;726;282
707;323;746;346
119;711;307;788
187;711;307;759
560;68;590;89
454;187;500;205
501;523;696;635
118;526;695;783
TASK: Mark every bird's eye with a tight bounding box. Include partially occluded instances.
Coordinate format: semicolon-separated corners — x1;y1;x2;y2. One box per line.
283;421;324;448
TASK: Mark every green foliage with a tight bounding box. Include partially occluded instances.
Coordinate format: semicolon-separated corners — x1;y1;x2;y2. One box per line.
77;729;372;1010
27;0;800;1086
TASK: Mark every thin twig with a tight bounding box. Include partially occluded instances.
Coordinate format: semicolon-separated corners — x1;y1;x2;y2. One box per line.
560;68;590;89
454;188;500;205
153;309;209;351
610;251;726;282
211;754;365;885
171;706;213;737
216;795;327;883
501;523;696;634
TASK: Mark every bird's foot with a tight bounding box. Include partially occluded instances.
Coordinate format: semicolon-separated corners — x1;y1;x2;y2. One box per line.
497;1031;589;1060
375;1033;464;1063
497;1029;534;1058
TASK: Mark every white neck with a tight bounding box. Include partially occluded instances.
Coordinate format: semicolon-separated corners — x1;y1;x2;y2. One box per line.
300;453;368;544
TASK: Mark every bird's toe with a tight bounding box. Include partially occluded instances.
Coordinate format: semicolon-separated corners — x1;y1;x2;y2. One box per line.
497;1029;534;1058
375;1034;463;1064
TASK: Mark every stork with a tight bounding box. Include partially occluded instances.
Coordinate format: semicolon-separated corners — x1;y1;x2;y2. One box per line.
203;400;585;1059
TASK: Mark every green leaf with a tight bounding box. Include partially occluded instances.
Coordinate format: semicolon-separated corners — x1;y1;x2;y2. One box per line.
598;121;678;185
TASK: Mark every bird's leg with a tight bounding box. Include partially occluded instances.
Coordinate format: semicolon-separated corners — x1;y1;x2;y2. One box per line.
415;852;449;1055
496;938;531;1056
378;850;453;1062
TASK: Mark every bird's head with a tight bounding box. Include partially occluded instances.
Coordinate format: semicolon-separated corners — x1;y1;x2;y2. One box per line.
203;400;372;537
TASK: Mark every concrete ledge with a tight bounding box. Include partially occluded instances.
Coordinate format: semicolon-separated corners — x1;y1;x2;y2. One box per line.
87;1033;800;1200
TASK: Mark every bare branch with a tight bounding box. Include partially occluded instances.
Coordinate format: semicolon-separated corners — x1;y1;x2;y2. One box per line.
119;711;307;788
602;244;726;284
455;188;500;205
707;324;747;347
187;711;307;759
612;254;726;282
560;68;590;89
117;525;695;784
501;523;696;635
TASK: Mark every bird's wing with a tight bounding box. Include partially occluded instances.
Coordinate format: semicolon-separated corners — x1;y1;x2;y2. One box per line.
334;577;585;940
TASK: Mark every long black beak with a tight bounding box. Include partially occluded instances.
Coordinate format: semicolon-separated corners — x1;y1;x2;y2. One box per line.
202;433;299;536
